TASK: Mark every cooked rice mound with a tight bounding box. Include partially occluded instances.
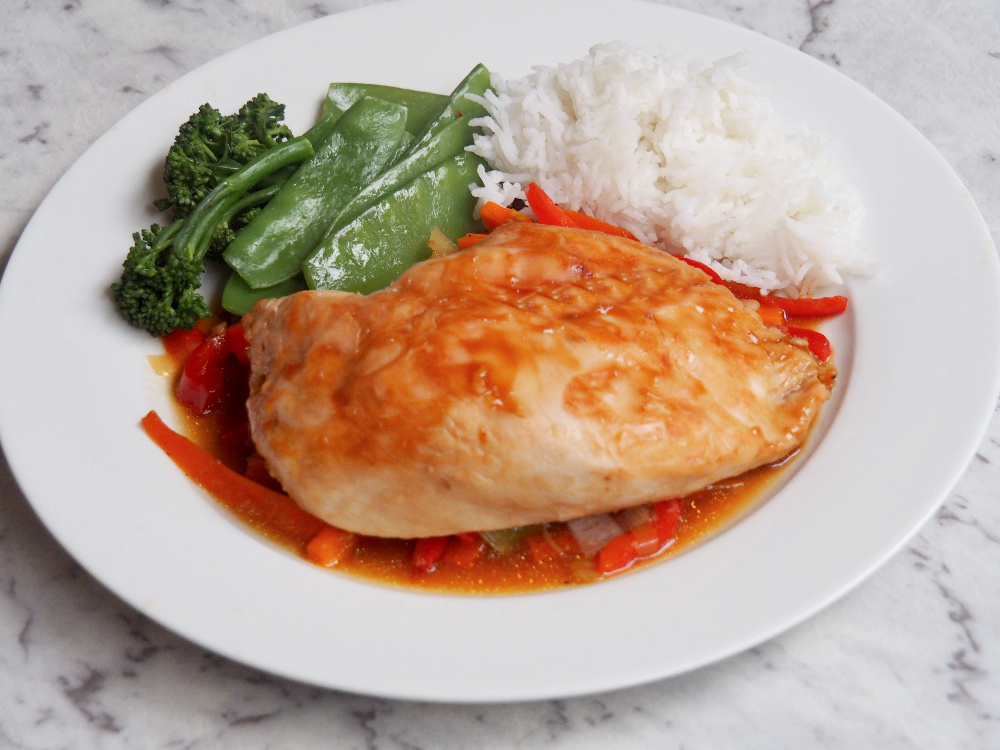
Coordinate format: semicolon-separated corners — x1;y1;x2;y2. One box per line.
468;41;869;294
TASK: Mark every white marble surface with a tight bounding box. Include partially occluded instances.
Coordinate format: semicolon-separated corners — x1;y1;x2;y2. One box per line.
1;0;999;747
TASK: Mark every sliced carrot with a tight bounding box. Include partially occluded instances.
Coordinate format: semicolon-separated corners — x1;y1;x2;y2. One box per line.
524;182;576;228
456;232;488;249
140;410;326;547
757;305;787;328
480;201;532;231
562;209;637;241
305;526;358;568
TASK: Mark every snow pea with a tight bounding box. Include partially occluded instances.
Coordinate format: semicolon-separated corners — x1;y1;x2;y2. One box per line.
323;116;473;238
220;270;307;316
303;153;485;294
223;96;410;289
405;63;491;155
323;83;447;137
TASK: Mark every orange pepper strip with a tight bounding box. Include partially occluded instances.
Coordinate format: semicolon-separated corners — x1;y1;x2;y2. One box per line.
456;232;488;249
480;201;532;231
305;527;358;568
140;410;326;547
524;183;577;228
562;209;638;241
756;305;787;328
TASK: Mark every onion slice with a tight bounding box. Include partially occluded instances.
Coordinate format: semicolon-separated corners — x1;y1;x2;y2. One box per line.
566;513;624;557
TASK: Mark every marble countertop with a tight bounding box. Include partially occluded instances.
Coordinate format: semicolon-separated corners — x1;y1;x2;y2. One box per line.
1;0;998;747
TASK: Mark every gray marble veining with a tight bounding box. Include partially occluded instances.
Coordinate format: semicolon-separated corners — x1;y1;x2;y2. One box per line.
1;1;999;748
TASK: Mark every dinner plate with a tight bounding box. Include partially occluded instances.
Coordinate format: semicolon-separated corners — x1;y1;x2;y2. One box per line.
1;0;998;703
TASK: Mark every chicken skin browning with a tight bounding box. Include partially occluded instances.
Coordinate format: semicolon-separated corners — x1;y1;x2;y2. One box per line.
244;222;836;538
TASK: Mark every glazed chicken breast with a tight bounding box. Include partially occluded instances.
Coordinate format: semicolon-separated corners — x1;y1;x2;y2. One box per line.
244;222;835;538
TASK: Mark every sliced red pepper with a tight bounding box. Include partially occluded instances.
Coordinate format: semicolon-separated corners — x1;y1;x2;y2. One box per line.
176;331;230;415
759;294;848;319
596;532;639;574
225;322;251;366
162;326;207;361
783;325;832;362
652;498;682;545
412;536;449;573
675;256;724;284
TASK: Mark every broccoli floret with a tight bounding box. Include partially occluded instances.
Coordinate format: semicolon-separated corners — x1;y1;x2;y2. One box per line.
155;95;296;257
114;136;314;337
112;221;209;337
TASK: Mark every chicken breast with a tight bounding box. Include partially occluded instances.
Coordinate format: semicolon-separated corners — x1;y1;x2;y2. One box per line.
244;222;835;538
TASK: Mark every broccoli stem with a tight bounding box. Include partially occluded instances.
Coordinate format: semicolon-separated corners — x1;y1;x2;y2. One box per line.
173;135;315;264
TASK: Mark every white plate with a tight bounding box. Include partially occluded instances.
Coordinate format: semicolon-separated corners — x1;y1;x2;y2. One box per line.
1;0;998;703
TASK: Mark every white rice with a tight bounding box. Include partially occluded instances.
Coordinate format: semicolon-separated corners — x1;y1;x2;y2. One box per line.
467;41;870;295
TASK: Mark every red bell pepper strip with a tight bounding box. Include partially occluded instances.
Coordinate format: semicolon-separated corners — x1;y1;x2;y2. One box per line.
140;410;326;547
176;331;230;415
162;326;207;362
412;536;449;573
652;499;682;545
225;323;251;366
783;325;832;362
675;256;724;284
596;532;639;574
759;294;848;319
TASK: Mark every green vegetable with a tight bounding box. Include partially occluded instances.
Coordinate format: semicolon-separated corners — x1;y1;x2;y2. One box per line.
223;97;411;290
155;94;295;258
325;115;476;237
405;64;491;155
303;152;484;294
221;270;308;316
112;136;314;336
323;83;447;137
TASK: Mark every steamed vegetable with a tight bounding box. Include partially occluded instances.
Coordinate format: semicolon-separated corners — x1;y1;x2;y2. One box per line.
223;97;411;289
156;94;295;257
112;136;315;336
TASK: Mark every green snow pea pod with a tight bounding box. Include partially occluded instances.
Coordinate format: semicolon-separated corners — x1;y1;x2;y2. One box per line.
223;96;410;289
220;270;308;316
323;83;447;137
303;153;485;294
324;115;474;238
405;63;491;155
